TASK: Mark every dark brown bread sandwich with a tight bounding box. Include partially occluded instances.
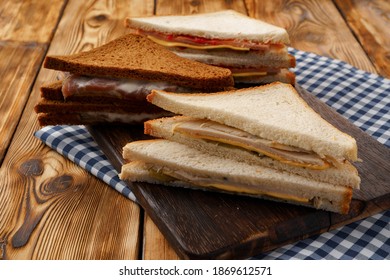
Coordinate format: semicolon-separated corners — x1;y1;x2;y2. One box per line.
35;34;234;125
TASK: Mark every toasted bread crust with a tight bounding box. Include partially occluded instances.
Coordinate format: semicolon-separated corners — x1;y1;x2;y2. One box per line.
44;34;233;90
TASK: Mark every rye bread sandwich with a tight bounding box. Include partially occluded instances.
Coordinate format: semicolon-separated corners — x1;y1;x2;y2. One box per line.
35;34;234;125
125;10;295;85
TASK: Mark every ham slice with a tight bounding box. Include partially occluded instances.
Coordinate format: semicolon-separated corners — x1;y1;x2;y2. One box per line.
62;74;192;100
173;119;331;170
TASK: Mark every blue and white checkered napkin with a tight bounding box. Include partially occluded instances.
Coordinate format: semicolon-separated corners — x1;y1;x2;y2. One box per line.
35;49;390;259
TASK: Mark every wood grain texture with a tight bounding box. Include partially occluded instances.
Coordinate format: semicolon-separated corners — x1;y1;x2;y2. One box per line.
244;0;377;73
0;42;45;164
143;215;179;260
47;0;154;57
334;0;390;78
0;0;152;260
0;0;66;165
0;0;67;42
156;0;247;15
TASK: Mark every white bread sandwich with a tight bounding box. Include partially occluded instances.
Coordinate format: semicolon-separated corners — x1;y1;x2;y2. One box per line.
144;82;360;190
125;10;296;85
35;34;233;126
119;139;353;214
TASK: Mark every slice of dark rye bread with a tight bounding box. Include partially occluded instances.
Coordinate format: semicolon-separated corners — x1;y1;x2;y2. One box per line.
37;112;171;126
34;99;168;114
43;34;234;90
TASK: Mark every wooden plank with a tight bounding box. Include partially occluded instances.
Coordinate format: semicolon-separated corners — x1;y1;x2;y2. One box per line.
0;0;67;165
333;0;390;78
0;0;154;260
46;0;154;56
155;0;247;15
244;0;378;73
88;84;390;259
143;216;180;260
0;0;66;42
0;42;45;164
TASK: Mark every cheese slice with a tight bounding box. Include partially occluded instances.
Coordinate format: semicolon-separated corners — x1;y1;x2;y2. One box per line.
232;71;267;77
147;35;250;51
173;119;331;170
147;165;310;204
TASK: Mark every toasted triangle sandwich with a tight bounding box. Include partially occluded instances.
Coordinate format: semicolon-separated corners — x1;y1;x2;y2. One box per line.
125;10;295;85
119;82;359;214
35;34;233;126
145;83;359;166
120;139;353;214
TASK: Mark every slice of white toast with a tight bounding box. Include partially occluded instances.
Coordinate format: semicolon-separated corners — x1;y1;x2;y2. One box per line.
125;10;290;44
146;82;358;162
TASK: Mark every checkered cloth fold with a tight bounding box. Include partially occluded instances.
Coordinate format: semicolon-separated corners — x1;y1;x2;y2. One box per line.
35;48;390;259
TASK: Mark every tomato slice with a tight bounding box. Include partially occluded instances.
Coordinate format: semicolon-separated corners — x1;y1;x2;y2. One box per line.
133;29;282;51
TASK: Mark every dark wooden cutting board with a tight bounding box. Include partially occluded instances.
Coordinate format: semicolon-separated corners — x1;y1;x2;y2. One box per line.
87;85;390;259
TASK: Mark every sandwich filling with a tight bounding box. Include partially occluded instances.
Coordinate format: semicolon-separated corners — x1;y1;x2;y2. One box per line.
169;51;291;79
168;45;294;67
228;68;279;78
173;119;332;170
131;29;283;51
78;112;171;123
62;74;194;100
129;31;295;83
142;163;338;208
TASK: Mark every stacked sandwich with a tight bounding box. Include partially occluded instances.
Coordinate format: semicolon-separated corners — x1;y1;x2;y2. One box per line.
119;82;360;214
126;10;296;86
35;34;234;125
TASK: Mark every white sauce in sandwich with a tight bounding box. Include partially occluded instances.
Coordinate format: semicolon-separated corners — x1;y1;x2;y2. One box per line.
79;112;170;123
62;74;193;99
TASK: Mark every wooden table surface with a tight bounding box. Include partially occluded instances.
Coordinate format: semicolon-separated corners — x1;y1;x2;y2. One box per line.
0;0;389;260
